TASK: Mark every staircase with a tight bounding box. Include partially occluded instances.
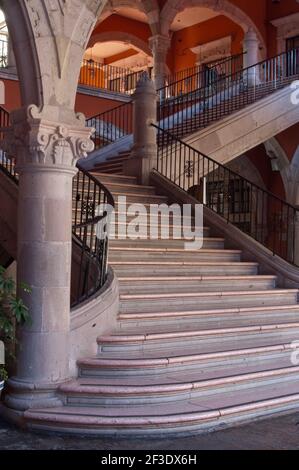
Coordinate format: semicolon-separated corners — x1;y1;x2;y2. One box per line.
24;169;299;436
91;151;130;174
86;48;299;170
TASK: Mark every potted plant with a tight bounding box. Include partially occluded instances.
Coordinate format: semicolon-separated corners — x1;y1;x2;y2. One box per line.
0;266;31;399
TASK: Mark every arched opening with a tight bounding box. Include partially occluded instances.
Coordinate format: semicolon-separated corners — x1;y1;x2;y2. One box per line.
83;32;153;94
81;5;155;94
161;0;265;86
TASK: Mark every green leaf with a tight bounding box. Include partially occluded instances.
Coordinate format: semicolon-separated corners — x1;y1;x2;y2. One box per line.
9;298;30;324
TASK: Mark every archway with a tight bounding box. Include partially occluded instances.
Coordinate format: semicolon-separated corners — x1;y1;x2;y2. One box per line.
160;0;266;51
89;31;152;58
99;0;160;35
0;0;107;111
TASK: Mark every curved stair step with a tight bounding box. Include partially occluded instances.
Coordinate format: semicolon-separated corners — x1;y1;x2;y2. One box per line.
25;381;299;436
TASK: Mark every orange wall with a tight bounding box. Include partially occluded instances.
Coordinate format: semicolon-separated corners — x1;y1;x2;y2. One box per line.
1;79;21;112
104;49;138;65
170;15;244;73
90;15;151;47
1;78;125;119
267;0;299;21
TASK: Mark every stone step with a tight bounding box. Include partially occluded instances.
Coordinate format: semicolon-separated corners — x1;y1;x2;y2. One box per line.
111;211;199;224
98;321;299;353
102;182;158;196
109;248;242;263
109;238;225;250
111;261;258;277
25;380;299;436
60;360;299;406
117;275;276;295
118;305;299;329
119;289;299;313
73;187;167;200
93;164;124;174
109;222;211;237
105;155;130;164
89;172;137;185
112;192;169;205
117;310;299;335
78;337;298;377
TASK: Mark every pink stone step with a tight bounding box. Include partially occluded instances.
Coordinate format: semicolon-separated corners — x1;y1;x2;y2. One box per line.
24;383;299;435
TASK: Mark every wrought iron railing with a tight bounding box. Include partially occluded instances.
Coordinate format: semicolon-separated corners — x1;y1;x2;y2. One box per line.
0;106;114;307
158;47;299;140
86;101;133;151
71;165;114;307
161;53;245;101
79;59;146;95
153;124;299;266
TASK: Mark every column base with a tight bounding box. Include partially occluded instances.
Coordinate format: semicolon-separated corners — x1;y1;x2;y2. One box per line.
3;377;68;412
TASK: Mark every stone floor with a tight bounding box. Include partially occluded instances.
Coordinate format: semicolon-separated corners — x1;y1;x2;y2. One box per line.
1;412;299;450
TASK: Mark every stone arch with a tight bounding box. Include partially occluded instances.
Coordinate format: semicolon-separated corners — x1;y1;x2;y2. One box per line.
99;0;160;35
160;0;265;51
89;31;152;57
0;0;108;113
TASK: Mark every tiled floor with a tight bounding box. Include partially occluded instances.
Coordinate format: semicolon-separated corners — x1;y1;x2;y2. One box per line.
1;412;299;450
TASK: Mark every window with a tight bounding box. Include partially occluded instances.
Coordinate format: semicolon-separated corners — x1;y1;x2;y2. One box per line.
286;35;299;51
286;35;299;76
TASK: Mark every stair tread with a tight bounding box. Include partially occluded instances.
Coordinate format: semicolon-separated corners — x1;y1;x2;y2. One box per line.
105;317;299;339
120;288;298;300
26;380;299;421
80;336;298;363
110;247;240;253
62;359;299;392
119;304;299;320
98;322;299;348
117;275;275;281
112;261;258;266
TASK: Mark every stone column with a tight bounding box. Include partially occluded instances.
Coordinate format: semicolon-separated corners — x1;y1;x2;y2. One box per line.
243;28;260;86
3;105;94;413
149;35;170;92
124;73;157;185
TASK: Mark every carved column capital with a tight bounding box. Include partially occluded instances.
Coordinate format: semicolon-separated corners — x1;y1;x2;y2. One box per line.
3;105;94;174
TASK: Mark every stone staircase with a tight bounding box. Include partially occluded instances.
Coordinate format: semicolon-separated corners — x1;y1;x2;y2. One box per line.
91;152;130;174
23;170;299;436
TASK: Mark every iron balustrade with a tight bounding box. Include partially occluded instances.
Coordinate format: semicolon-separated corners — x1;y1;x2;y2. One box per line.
72;165;114;307
161;53;245;101
79;59;146;95
153;124;299;266
158;47;299;140
0;106;115;307
86;101;133;151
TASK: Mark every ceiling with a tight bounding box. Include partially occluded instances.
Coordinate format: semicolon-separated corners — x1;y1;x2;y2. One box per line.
170;7;219;31
86;41;136;60
106;6;219;32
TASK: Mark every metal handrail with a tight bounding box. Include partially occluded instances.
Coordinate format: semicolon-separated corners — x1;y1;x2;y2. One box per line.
86;101;133;151
158;47;299;140
159;52;245;100
152;123;299;266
